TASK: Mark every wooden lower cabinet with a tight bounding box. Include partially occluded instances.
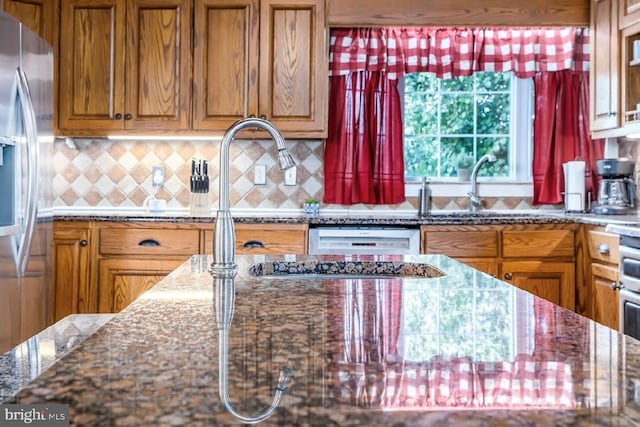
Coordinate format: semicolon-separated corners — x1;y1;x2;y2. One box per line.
204;223;308;255
592;263;620;330
501;261;576;310
422;224;577;311
53;222;92;321
422;226;500;277
584;226;621;330
55;220;308;315
97;258;186;312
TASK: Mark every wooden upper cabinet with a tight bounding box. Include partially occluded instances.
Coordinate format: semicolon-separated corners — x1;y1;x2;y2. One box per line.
193;0;258;131
1;0;57;45
620;0;640;28
58;0;191;134
590;0;621;134
193;0;327;137
259;0;327;137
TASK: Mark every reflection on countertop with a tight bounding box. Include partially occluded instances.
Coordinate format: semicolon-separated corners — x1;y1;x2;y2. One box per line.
6;254;640;425
0;314;114;403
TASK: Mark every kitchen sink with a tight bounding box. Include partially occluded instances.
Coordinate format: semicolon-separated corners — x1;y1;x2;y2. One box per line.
247;260;445;279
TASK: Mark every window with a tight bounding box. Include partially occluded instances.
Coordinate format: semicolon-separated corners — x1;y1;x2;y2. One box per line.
402;72;533;182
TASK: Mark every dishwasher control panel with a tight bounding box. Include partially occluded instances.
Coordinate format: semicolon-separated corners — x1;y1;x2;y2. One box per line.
308;226;421;255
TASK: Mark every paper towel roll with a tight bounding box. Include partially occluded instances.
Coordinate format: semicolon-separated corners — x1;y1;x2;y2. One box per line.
563;160;586;211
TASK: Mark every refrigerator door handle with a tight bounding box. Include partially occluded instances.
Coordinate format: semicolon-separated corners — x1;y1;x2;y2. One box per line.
15;67;39;276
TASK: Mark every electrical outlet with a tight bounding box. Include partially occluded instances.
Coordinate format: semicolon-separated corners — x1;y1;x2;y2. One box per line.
152;166;164;187
254;164;267;185
284;166;297;186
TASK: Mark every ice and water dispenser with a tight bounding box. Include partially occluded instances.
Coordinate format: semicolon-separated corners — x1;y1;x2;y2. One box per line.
0;137;15;226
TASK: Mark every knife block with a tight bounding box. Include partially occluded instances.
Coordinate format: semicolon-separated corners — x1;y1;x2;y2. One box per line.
190;192;210;216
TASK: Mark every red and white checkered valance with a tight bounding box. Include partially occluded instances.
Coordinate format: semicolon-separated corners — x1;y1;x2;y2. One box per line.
329;27;589;80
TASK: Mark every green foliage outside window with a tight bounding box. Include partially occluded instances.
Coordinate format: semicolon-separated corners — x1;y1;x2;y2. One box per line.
404;72;512;179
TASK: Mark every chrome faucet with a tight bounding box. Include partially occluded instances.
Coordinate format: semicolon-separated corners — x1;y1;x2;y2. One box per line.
211;118;295;277
467;154;498;213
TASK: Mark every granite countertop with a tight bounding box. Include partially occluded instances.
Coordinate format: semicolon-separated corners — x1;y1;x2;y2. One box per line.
7;254;640;426
53;209;640;227
0;314;114;403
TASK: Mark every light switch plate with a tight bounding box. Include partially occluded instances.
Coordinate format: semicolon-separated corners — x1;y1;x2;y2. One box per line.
254;164;267;185
284;166;297;186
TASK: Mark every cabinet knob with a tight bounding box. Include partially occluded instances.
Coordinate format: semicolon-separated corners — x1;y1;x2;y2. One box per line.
504;272;513;280
124;113;132;120
611;282;624;291
79;239;88;247
596;244;610;254
259;115;266;120
249;114;256;118
114;113;123;120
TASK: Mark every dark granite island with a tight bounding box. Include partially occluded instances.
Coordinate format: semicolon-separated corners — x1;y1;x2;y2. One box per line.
7;254;640;426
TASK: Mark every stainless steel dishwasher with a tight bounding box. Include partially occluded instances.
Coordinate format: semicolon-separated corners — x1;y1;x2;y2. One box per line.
308;226;421;255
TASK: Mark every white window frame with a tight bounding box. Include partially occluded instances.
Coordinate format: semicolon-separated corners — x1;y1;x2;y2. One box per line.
401;74;534;199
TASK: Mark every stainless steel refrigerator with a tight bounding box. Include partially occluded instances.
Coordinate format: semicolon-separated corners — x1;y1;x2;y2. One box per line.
0;11;53;354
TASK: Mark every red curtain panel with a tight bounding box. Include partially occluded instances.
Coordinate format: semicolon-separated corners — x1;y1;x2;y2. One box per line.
324;71;405;205
532;71;604;205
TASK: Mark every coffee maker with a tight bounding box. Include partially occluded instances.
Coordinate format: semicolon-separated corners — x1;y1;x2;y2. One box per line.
592;158;636;215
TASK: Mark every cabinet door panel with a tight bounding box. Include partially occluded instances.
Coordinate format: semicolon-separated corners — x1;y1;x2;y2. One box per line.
620;0;640;28
592;263;619;330
193;0;258;130
259;0;327;135
54;227;91;320
59;0;125;130
2;0;56;45
125;0;191;130
502;261;575;310
591;0;620;133
98;258;184;312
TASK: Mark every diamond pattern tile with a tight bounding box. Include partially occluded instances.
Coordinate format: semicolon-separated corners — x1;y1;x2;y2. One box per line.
52;139;543;212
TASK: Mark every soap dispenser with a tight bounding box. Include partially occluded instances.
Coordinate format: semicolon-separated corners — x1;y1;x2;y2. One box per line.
418;176;430;218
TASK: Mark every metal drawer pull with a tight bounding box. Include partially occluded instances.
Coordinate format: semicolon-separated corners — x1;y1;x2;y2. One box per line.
504;273;513;280
611;282;624;291
79;239;88;247
138;238;160;246
596;244;610;254
243;240;265;249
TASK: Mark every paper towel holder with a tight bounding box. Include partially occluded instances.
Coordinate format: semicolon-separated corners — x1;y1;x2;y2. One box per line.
562;191;591;213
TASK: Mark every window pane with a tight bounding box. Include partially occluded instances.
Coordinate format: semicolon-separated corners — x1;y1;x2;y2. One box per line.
403;71;522;180
441;137;473;176
475;71;510;91
441;94;474;134
441;75;473;92
478;137;510;177
477;94;510;134
405;136;438;177
405;93;438;135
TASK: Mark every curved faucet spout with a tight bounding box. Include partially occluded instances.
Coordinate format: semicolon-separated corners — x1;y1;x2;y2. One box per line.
212;118;296;276
467;154;497;213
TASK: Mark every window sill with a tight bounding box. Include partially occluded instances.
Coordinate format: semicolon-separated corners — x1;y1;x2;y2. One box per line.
406;181;533;198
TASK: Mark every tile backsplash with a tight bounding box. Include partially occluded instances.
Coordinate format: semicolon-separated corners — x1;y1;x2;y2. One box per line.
52;139;554;213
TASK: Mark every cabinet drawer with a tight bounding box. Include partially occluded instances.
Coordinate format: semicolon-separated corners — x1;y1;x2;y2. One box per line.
424;231;498;257
502;230;574;258
587;230;619;265
204;224;308;255
99;227;200;256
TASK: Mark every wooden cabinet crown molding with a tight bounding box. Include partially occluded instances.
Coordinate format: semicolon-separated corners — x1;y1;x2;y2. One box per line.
327;0;590;27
